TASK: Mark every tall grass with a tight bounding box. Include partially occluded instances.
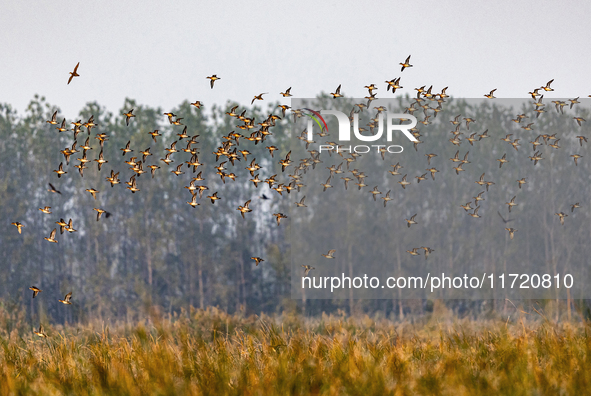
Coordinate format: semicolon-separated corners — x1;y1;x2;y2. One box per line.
1;304;590;395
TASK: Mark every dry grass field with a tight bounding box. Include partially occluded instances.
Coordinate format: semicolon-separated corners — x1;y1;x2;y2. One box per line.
1;303;590;395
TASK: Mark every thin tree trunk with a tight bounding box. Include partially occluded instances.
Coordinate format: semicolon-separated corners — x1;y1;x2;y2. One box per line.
198;220;204;309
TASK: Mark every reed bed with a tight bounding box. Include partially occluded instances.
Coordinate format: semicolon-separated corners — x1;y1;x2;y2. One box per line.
0;304;589;395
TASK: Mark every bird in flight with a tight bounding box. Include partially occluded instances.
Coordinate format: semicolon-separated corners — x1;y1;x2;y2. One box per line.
302;265;315;275
405;214;418;228
469;206;481;218
273;213;288;226
46;111;58;125
295;196;307;207
11;222;24;234
571;154;583;166
186;193;200;208
251;257;264;266
555;212;568;226
94;208;108;221
398;175;411;189
47;183;61;194
505;228;517;240
237;200;252;219
207;75;220;89
331;84;343;98
29;286;42;298
369;186;382;201
382;190;393;207
400;55;412;71
505;196;518;212
44;228;58;243
122;109;135;126
497;211;514;224
54;162;67;178
86;188;99;200
67;62;80;84
322;249;336;259
422;247;435;260
208;192;221;204
58;292;72;305
34;324;48;338
251;93;268;105
280;87;292;97
484;89;497;99
541;79;554;91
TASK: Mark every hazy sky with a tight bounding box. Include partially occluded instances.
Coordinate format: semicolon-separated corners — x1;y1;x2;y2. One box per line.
2;0;590;117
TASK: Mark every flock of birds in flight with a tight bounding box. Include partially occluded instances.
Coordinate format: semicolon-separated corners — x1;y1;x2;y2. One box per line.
9;57;589;338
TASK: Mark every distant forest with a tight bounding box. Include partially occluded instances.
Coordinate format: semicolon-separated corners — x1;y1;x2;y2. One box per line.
1;95;590;325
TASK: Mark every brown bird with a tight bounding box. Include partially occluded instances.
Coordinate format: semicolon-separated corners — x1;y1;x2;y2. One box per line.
94;208;109;221
369;186;382;201
121;141;133;156
322;249;336;259
541;79;554;91
11;222;24;234
395;174;410;190
67;62;80;84
237;200;252;219
122;109;135;126
85;188;99;199
149;129;162;142
321;176;333;192
54;162;67;178
95;150;108;170
422;247;435;260
505;196;518;212
460;202;473;212
382;190;392;207
405;214;417;228
29;286;42;298
251;257;264;266
469;206;481;218
330;84;343;98
295;196;307;207
251;93;268;105
208;192;221;204
58;292;72;305
44;229;58;243
280;87;292;97
497;153;508;168
399;55;412;71
47;183;61;194
34;324;48;338
273;213;288;226
484;89;497;99
555;212;568;226
505;228;517;240
187;193;200;208
206;74;220;89
302;265;315;275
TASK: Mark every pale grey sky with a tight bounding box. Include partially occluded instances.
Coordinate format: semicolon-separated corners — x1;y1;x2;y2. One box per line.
2;0;590;117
